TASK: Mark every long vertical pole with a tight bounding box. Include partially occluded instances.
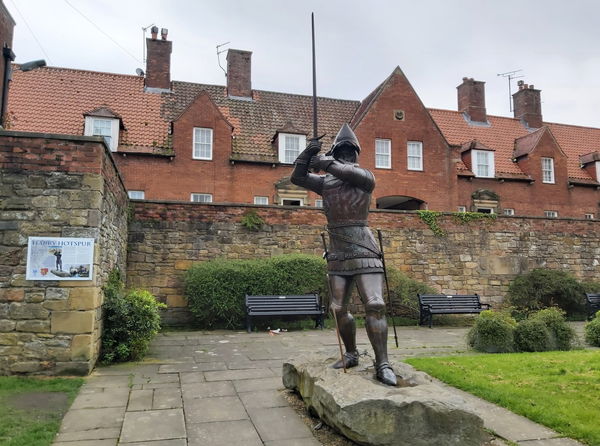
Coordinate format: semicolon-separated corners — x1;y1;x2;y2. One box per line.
321;232;346;373
377;229;399;347
311;12;318;139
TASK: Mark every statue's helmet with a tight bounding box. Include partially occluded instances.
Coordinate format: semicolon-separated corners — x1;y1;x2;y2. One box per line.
325;123;361;158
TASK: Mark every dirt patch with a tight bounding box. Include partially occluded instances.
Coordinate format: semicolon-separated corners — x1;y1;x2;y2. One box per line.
7;391;70;419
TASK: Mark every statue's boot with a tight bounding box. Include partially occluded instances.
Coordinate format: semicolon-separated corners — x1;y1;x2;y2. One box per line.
332;350;359;369
376;362;397;386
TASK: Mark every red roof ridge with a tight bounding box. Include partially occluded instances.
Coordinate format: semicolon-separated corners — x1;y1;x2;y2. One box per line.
13;64;143;80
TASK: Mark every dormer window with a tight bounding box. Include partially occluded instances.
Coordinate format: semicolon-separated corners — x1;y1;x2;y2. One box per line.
472;150;495;178
278;133;306;164
83;107;123;152
542;157;555;183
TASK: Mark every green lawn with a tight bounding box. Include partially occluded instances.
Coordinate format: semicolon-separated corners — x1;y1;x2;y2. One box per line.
0;376;83;446
406;350;600;446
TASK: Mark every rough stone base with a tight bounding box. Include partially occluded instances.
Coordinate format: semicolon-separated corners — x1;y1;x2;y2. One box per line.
283;354;485;446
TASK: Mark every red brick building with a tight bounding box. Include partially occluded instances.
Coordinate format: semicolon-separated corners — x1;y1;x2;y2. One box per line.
7;29;600;218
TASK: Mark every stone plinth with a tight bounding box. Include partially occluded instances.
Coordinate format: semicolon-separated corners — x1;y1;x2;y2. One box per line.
283;354;484;446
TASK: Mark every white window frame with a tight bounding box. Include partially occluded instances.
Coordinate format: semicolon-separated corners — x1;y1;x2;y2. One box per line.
542;157;555;183
375;139;391;169
191;193;213;203
476;207;495;214
278;133;306;164
503;208;515;216
544;210;558;218
407;141;423;171
282;198;303;206
128;190;145;199
457;206;466;213
596;162;600;182
585;213;594;220
84;116;119;152
472;150;495;178
314;199;323;208
193;128;213;160
254;196;269;205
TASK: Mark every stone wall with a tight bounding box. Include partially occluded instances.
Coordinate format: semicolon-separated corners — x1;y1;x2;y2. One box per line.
127;202;600;325
0;131;128;375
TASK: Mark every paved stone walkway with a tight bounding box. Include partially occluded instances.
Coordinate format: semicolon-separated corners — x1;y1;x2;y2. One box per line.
53;324;587;445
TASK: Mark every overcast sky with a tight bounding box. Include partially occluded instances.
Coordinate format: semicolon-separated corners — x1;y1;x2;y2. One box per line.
8;0;600;128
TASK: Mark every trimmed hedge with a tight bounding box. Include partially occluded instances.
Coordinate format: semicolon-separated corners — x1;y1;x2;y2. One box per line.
184;254;327;329
467;310;517;353
585;313;600;347
514;319;552;352
506;269;587;317
386;268;436;317
100;270;165;364
529;307;576;350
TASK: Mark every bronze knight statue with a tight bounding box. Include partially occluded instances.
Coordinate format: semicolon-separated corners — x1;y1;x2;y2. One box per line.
291;123;397;386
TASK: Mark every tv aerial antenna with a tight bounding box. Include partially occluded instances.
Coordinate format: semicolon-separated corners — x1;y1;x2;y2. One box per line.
497;69;524;112
141;23;155;63
217;42;231;76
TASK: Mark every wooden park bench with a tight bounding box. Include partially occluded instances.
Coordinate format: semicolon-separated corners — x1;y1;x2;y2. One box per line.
245;293;325;333
418;294;491;328
586;293;600;320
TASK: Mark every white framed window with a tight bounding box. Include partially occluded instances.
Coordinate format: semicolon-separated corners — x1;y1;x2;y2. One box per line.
375;139;391;169
503;208;515;216
472;150;495;178
407;141;423;171
254;196;269;205
596;162;600;182
542;157;555;183
544;210;558;218
84;117;119;151
191;193;213;203
314;199;323;208
278;133;306;164
128;190;145;199
193;128;213;160
282;198;303;206
457;206;466;213
585;213;595;220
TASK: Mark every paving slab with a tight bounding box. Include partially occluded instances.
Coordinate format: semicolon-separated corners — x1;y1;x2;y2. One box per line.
516;438;584;445
54;427;121;442
120;440;187;446
233;376;283;393
153;387;182;409
128;389;154;411
186;420;263;446
86;375;131;388
53;440;117;446
248;406;315;442
239;389;288;410
182;381;236;399
204;368;274;381
264;438;322;446
132;373;179;384
119;409;186;443
184;396;248;423
179;371;205;383
70;388;129;409
60;407;125;432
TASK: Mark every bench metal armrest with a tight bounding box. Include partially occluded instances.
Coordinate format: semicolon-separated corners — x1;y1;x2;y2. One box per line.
481;303;491;309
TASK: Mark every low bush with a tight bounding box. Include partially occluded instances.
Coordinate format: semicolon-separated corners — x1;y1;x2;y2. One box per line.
514;319;551;352
100;269;165;364
584;314;600;347
506;269;586;317
467;310;517;353
184;254;327;329
386;268;436;318
529;307;576;350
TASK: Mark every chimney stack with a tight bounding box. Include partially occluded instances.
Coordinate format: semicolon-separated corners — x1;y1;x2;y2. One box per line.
457;77;487;123
513;81;542;128
227;49;252;99
145;25;171;91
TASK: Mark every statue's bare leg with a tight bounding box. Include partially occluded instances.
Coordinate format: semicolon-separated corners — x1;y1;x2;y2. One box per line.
329;274;359;368
356;273;397;386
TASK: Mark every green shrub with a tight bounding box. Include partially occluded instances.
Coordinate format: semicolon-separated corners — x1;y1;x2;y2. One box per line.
506;269;586;317
467;310;517;353
386;268;436;318
100;270;165;364
529;307;576;350
584;314;600;347
184;254;327;329
514;319;552;352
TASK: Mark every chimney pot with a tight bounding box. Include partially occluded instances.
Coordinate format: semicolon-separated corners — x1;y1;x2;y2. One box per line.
151;25;158;40
457;77;487;123
161;28;168;40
